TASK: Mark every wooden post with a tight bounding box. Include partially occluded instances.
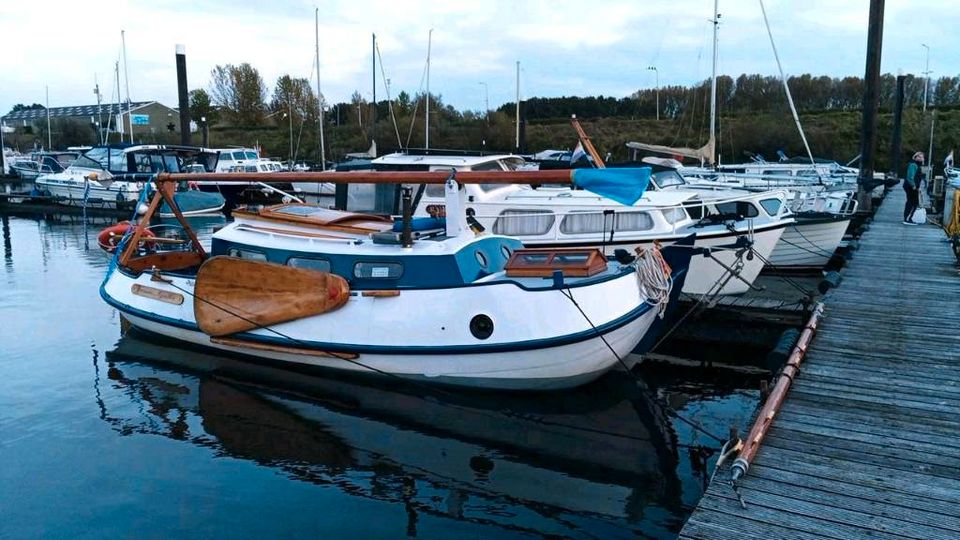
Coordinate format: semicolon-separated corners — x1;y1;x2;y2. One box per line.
856;0;886;213
176;45;191;145
890;74;906;178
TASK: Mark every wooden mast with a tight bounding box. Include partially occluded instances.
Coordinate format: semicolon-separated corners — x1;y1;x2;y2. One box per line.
570;115;606;168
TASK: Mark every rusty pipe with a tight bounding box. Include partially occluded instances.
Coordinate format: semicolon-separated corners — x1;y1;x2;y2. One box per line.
731;302;825;482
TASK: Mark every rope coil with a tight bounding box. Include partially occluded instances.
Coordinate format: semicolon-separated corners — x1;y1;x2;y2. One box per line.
633;242;673;318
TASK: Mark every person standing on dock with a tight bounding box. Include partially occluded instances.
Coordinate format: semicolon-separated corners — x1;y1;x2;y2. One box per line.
903;151;924;225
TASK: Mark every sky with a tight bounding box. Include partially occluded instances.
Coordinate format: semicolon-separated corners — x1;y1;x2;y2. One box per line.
1;0;957;116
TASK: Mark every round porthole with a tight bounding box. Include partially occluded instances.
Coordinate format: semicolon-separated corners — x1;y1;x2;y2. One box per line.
470;314;494;340
475;250;488;268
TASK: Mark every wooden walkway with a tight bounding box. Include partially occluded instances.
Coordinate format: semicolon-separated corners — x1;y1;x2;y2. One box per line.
679;187;960;539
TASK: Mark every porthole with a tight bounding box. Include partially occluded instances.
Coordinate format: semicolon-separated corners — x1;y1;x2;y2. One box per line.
475;250;488;268
500;244;513;260
470;314;494;340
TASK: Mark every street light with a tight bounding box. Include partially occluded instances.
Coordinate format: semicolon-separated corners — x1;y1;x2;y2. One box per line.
478;82;490;123
646;66;659;121
921;44;931;113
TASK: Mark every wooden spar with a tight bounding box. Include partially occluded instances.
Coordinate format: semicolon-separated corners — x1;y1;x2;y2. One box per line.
570;116;606;168
118;189;164;267
730;301;825;482
157;183;206;258
155;169;580;185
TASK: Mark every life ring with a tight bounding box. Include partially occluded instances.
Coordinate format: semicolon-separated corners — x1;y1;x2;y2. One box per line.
97;221;156;253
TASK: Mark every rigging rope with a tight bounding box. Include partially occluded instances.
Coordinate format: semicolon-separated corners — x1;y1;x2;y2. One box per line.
634;243;673;318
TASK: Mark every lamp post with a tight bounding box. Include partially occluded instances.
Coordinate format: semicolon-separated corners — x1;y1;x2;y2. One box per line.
921;44;931;113
478;82;489;123
646;66;659;121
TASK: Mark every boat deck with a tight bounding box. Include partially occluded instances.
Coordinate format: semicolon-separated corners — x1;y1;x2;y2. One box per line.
679;186;960;539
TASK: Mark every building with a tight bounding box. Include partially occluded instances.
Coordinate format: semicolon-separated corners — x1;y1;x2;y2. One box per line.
2;101;182;142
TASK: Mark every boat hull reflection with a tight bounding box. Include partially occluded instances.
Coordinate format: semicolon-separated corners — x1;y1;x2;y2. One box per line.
100;330;686;534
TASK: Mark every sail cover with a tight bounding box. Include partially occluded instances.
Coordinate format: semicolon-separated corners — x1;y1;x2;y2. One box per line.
571;167;651;206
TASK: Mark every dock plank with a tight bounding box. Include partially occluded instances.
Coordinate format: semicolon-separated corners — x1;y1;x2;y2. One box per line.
680;187;960;538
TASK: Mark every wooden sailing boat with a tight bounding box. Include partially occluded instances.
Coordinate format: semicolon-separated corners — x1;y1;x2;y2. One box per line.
99;168;693;390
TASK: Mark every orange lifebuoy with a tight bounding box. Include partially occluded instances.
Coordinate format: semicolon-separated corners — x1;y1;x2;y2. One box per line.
97;221;156;253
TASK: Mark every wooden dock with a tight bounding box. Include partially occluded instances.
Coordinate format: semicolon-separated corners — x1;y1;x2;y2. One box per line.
679;186;960;539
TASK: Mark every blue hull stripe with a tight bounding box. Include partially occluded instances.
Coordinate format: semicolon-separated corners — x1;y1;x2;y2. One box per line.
100;281;657;356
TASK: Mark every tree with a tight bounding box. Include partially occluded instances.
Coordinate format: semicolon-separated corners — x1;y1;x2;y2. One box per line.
209;63;267;126
270;76;318;125
10;103;45;113
189;89;218;126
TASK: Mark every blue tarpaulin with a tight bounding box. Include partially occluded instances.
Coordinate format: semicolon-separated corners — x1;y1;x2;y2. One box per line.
571;167;651;206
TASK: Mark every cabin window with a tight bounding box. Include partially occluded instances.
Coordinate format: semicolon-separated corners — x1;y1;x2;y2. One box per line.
500;244;513;260
560;211;653;234
244;151;258;160
232;152;246;160
714;201;760;218
227;247;267;261
470;161;504;172
759;198;782;215
354;262;403;279
652;170;686;188
287;257;332;273
662;207;688;224
492;209;555;236
797;169;819;177
475;250;489;268
424;184;445;198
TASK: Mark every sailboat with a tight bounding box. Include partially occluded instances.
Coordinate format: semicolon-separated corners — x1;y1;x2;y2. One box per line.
99;168;693;390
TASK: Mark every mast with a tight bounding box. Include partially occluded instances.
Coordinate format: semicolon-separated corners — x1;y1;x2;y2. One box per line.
113;61;121;143
45;85;51;150
315;8;326;170
515;60;520;151
94;74;103;145
121;30;133;143
371;33;376;142
708;0;719;165
425;29;432;150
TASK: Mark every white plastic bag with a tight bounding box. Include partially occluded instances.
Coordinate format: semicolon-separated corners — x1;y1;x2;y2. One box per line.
912;207;927;224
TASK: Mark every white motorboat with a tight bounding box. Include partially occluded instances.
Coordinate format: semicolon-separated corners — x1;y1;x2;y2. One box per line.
99;169;692;390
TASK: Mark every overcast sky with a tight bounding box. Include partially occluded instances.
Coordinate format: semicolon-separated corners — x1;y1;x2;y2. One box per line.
1;0;955;116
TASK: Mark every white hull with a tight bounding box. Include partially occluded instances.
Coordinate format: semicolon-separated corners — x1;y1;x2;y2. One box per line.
768;216;849;269
521;225;784;296
36;174;140;208
102;267;660;390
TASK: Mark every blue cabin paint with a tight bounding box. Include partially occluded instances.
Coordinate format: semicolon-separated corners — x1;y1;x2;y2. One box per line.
210;235;526;290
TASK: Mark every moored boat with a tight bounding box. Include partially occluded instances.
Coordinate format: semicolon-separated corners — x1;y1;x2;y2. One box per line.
99;169;692;390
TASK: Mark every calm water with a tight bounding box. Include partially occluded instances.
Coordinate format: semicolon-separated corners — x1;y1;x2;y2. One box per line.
0;213;759;539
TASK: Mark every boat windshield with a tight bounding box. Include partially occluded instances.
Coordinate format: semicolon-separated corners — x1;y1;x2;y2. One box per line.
244;151;258;160
652;170;686;189
72;147;109;170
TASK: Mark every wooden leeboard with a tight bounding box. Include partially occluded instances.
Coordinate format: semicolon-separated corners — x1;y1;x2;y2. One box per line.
194;256;350;337
131;284;184;305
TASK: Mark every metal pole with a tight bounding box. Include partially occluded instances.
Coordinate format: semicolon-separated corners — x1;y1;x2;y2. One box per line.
515;60;520;151
175;44;191;145
372;33;376;140
315;8;326;171
121;30;133;143
288;102;293;167
856;0;885;207
709;0;719;164
0;116;6;175
890;74;905;177
45;85;51;149
479;82;489;124
921;43;930;113
647;66;659;121
426;29;432;150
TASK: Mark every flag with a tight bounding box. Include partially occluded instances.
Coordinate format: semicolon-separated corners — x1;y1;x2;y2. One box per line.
570;142;586;164
945;150;954;169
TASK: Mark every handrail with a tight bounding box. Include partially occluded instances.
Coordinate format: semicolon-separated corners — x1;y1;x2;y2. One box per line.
256;181;303;203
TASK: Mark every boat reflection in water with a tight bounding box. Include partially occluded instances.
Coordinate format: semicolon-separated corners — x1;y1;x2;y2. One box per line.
100;330;688;537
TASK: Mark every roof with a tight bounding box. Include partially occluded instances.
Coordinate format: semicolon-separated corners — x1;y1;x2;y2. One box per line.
2;101;169;120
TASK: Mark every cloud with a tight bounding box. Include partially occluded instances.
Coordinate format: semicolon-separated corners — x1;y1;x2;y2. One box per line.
1;0;959;120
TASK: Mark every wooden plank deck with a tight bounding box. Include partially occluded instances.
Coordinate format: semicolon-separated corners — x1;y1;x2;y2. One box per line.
679;186;960;539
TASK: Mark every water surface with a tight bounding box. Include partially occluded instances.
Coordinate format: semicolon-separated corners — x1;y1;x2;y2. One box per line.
0;213;759;539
